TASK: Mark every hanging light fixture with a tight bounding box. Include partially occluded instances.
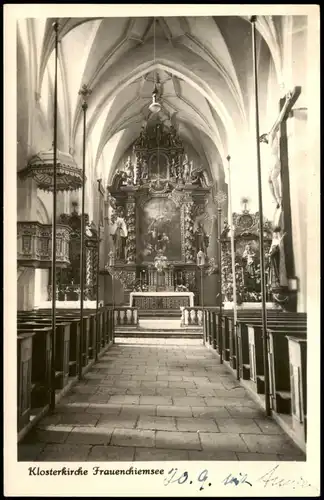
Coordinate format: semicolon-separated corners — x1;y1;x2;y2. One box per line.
149;17;161;114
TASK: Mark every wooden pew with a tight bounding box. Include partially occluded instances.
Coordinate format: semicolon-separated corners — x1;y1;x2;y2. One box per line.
17;332;35;431
17;320;71;389
17;306;114;348
236;316;306;381
244;318;307;378
17;326;52;408
18;313;90;370
246;322;306;394
267;328;307;414
286;335;307;443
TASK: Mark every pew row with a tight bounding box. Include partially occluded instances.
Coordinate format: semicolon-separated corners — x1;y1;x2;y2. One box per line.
17;307;114;439
203;307;307;452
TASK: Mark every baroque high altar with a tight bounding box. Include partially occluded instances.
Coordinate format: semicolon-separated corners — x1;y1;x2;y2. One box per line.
105;120;212;311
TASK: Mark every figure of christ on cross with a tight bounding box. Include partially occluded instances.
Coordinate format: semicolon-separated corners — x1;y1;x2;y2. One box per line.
259;87;300;216
259;127;282;210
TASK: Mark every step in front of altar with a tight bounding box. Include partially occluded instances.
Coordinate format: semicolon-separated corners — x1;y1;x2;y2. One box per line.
114;328;203;339
138;309;183;318
115;318;203;338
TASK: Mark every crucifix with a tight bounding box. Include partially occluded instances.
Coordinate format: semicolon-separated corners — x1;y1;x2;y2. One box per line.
259;85;301;299
259;86;301;214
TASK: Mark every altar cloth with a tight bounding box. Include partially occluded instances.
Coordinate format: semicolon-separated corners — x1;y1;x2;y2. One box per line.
130;291;194;309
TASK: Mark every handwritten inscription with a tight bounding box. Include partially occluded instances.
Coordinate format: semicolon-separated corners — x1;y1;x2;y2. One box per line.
257;465;312;489
223;472;252;487
164;468;212;491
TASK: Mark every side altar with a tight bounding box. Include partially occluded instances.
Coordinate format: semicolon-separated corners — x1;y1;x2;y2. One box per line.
102;118;217;314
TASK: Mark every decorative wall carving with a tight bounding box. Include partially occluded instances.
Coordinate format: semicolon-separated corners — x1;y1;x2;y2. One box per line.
182;200;195;263
105;119;213;303
220;209;272;303
125;196;136;264
17;221;71;268
54;204;99;300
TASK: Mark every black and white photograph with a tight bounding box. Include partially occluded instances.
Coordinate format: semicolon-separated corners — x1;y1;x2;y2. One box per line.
4;4;320;497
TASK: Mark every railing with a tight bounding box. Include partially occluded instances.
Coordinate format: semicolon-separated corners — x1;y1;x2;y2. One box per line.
180;306;204;327
114;307;139;326
47;284;96;302
17;221;71;268
17;306;114;440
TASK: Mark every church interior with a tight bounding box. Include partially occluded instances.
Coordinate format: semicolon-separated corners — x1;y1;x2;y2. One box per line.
13;13;319;464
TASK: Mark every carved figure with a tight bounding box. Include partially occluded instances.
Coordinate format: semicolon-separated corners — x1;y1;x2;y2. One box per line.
260;129;282;209
154;249;168;273
134;126;147;148
168;126;179;147
124;156;134;185
182;154;191;183
141;159;149;181
110;207;128;261
242;244;256;278
194;222;209;254
268;227;288;287
197;249;206;267
170;158;177;178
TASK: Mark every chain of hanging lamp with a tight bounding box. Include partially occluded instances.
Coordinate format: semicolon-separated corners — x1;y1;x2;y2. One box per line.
149;17;161;114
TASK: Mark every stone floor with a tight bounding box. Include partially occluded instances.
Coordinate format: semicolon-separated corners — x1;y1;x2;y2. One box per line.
19;338;306;462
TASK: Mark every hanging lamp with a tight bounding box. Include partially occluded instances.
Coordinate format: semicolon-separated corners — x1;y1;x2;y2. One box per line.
149;17;161;114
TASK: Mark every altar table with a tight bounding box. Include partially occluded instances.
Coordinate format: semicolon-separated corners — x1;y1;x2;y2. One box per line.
129;292;194;311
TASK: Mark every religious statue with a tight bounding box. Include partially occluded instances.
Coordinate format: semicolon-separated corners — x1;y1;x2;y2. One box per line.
141;159;149;182
154;249;168;273
196;249;206;267
114;169;128;187
194;221;209;254
242;243;256;278
85;221;96;238
268;227;288;288
170;158;177;178
124;156;134;185
259;129;282;210
182;154;191;183
135;126;147;148
107;250;115;267
221;219;230;238
190;164;205;187
168;125;181;147
110;207;128;261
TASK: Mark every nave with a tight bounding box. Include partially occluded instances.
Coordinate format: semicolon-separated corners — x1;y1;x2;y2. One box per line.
12;12;319;478
19;337;304;462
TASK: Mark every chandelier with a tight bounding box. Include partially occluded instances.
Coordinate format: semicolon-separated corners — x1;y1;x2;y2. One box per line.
19;147;84;192
148;18;161;114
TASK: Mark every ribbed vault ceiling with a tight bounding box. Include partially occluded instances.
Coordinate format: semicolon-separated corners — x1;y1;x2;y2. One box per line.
18;15;285;190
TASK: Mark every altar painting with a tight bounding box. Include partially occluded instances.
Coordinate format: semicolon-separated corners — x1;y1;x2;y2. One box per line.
140;198;181;262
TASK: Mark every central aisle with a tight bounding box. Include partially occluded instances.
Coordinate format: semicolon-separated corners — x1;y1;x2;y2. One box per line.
19;338;305;462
